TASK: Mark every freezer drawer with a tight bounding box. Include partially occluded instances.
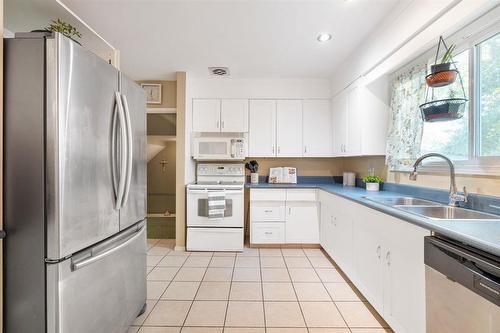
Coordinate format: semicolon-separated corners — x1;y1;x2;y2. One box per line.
187;227;244;252
47;221;147;333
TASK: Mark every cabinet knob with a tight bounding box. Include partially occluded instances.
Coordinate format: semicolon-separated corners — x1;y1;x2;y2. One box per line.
386;250;391;265
278;146;281;154
376;245;381;259
216;120;220;129
304;146;307;154
221;120;225;129
272;146;275;154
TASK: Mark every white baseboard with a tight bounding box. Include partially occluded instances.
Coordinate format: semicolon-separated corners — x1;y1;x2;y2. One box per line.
174;245;186;252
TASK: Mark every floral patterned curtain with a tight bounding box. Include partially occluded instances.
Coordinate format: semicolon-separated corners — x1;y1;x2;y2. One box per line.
385;61;428;170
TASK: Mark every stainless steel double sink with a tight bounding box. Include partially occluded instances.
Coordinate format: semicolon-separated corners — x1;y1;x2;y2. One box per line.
363;196;500;221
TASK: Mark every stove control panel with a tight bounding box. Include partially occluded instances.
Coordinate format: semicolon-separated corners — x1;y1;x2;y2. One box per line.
197;163;245;176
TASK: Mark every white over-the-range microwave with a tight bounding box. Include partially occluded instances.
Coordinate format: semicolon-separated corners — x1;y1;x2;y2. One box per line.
192;137;247;160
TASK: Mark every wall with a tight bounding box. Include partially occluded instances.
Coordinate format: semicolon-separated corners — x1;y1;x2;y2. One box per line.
246;158;343;177
175;72;188;249
147;142;176;214
343;156;500;197
137;80;177;109
191;77;331;99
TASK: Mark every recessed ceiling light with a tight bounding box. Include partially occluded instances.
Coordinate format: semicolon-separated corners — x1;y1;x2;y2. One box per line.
317;33;332;43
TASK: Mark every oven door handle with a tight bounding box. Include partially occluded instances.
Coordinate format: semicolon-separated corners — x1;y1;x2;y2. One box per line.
188;189;243;195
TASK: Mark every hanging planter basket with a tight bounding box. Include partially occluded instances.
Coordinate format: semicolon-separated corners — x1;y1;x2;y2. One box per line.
420;98;467;122
419;36;467;122
425;69;457;88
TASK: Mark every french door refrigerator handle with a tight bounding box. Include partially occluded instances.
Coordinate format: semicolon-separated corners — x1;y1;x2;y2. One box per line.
114;92;128;210
71;223;144;271
120;94;134;208
111;99;119;197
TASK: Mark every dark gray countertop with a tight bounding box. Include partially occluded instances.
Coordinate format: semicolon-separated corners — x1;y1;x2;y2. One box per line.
246;182;500;257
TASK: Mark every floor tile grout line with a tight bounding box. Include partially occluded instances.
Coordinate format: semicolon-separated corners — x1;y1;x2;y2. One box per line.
257;248;268;333
222;254;237;332
141;244;180;328
284;251;310;332
304;251;350;330
178;251;212;329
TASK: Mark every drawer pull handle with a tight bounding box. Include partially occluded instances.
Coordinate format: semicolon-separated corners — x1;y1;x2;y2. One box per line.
264;232;273;235
264;210;273;213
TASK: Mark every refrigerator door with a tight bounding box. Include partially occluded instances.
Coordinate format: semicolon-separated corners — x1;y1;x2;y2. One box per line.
46;34;121;259
47;221;147;333
119;73;147;230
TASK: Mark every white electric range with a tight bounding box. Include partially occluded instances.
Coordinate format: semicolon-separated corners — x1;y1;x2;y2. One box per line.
186;163;245;252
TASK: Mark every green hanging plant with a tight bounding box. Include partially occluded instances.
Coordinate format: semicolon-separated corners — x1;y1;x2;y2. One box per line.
45;19;82;42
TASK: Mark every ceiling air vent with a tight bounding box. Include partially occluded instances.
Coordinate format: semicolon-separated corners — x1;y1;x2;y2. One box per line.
209;67;230;76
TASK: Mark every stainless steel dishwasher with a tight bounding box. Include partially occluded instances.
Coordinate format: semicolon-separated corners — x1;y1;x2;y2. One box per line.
425;236;500;333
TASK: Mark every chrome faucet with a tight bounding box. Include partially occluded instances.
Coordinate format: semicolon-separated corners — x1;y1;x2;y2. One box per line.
409;153;468;206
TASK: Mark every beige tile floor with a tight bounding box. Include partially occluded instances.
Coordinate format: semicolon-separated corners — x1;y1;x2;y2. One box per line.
128;239;393;333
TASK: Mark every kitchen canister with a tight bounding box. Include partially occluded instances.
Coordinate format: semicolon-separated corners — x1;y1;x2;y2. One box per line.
343;172;356;187
251;173;259;184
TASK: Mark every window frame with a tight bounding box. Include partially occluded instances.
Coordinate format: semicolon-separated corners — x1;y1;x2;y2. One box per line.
407;21;500;176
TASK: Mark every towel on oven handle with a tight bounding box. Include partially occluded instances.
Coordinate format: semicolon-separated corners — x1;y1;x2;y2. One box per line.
208;190;226;219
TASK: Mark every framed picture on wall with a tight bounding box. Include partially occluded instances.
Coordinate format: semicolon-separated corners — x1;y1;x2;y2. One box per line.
141;83;162;104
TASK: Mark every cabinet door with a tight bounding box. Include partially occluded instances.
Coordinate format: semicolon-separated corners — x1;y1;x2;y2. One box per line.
346;86;362;155
383;217;430;333
332;199;354;277
221;99;248;132
332;92;347;155
319;192;334;253
285;202;319;243
352;208;385;312
276;100;303;157
193;99;221;132
303;100;332;157
249;100;276;157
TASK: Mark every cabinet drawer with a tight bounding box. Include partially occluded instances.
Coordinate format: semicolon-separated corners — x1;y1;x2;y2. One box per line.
286;189;317;201
251;222;285;244
251;202;286;222
250;189;286;201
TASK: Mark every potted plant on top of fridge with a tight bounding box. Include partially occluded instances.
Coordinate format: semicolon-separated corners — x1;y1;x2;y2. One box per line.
363;176;383;191
33;19;82;45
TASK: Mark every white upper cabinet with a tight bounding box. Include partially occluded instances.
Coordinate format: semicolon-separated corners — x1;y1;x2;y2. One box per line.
249;100;277;157
332;92;348;155
276;100;303;157
192;99;221;132
332;78;389;156
192;99;249;133
303;99;332;157
220;99;248;132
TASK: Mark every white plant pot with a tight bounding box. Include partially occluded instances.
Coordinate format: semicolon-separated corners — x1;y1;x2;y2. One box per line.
365;182;380;191
250;173;259;184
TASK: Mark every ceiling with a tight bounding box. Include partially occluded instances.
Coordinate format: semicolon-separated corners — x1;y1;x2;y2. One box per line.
61;0;404;80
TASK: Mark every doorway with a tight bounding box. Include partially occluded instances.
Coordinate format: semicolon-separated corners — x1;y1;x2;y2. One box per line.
147;112;176;239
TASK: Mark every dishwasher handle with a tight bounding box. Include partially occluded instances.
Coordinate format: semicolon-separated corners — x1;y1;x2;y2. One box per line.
425;236;500;306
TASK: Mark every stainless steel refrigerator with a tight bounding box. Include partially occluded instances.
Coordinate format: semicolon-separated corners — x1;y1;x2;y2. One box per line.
4;32;147;333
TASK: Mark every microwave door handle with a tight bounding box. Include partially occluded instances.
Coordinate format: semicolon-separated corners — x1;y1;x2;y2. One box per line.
230;140;235;158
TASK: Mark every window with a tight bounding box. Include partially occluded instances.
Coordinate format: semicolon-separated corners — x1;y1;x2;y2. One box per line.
420;50;470;160
478;33;500;156
417;27;500;174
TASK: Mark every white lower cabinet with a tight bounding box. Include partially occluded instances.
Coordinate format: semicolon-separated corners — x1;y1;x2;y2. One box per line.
250;189;319;244
285;201;319;243
319;190;430;333
251;222;285;244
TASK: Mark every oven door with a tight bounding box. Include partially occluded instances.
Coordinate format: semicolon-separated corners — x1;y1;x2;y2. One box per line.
187;189;243;227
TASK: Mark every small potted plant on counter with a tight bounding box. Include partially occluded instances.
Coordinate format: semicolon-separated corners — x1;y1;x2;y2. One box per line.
363;176;383;191
245;160;259;184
